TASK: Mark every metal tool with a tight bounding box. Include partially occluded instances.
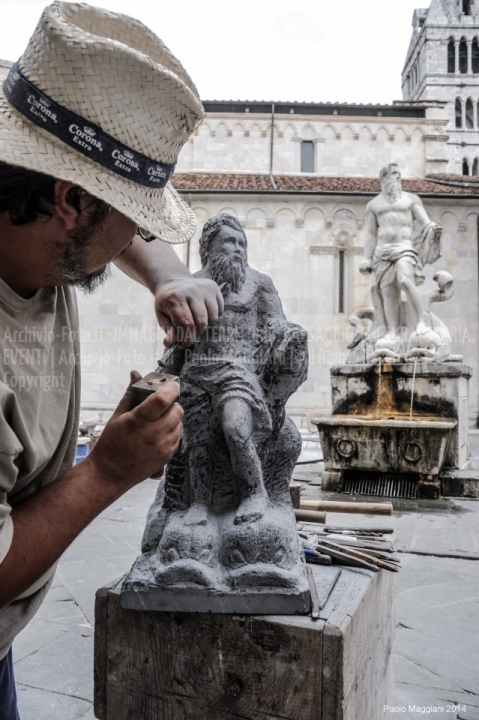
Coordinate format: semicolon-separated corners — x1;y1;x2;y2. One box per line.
130;371;180;407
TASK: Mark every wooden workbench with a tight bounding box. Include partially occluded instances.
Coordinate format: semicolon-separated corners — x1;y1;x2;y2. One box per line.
94;563;395;719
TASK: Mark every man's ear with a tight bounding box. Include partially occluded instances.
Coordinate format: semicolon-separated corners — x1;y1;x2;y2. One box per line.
53;180;82;231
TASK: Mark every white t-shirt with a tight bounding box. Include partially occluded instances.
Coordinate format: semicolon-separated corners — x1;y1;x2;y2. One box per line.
0;277;80;660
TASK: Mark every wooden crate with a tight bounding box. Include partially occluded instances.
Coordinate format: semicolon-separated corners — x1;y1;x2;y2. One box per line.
94;565;395;720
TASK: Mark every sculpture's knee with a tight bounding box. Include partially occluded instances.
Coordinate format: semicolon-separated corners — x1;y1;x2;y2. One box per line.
222;402;252;447
399;277;414;293
223;416;251;447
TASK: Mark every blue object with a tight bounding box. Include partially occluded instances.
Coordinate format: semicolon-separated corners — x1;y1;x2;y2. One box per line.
0;649;20;720
75;438;90;464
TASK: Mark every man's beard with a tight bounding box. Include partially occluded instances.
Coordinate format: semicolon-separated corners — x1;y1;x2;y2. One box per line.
209;252;247;295
58;221;111;293
385;180;402;203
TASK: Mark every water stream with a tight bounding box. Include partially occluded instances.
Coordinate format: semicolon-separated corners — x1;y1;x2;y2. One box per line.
409;357;418;420
376;360;382;419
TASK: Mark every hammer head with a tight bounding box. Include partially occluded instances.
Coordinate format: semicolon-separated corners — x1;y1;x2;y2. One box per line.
130;372;180;408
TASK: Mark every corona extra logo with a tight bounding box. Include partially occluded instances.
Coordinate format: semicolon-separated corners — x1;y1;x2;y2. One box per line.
83;127;96;137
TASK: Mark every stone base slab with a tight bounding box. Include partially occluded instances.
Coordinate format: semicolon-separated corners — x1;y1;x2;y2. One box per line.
120;585;312;615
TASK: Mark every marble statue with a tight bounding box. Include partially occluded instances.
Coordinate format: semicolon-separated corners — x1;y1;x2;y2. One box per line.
350;163;460;363
122;214;311;613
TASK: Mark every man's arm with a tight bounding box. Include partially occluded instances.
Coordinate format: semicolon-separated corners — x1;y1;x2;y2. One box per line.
0;377;182;609
411;194;439;230
359;202;379;274
115;235;224;346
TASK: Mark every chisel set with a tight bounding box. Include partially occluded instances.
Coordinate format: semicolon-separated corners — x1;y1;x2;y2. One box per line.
299;527;400;573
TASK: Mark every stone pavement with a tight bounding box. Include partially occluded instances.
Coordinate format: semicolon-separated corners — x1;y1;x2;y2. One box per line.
11;436;479;720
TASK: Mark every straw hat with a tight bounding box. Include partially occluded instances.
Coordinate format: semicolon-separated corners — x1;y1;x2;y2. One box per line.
0;2;204;244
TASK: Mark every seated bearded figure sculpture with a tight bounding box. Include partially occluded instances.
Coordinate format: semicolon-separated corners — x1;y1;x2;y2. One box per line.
123;214;311;611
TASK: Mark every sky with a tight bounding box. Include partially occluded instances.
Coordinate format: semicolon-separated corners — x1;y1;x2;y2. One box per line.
0;0;429;105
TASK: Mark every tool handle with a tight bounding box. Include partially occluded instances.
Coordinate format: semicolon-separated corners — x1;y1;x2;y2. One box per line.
295;509;327;524
300;500;393;516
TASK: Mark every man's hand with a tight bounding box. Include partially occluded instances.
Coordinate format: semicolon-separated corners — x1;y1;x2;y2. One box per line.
359;258;374;275
88;372;183;491
154;277;224;347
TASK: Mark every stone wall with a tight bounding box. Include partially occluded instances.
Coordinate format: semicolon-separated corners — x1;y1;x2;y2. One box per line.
175;112;448;178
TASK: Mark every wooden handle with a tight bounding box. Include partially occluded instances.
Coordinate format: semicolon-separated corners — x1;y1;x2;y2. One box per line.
300;500;393;516
294;509;327;524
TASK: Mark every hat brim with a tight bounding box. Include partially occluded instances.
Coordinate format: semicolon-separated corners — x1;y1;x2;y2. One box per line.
0;65;196;244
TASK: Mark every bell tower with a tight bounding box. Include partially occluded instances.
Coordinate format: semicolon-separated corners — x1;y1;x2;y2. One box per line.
402;0;479;174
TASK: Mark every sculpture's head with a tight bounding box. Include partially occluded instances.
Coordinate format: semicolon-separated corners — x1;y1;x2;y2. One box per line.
379;163;402;199
199;213;248;294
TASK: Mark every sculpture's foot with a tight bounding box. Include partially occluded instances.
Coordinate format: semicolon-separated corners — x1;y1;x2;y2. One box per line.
234;493;271;525
184;503;209;526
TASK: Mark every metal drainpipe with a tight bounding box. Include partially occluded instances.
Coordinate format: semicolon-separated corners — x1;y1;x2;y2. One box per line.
269;102;277;191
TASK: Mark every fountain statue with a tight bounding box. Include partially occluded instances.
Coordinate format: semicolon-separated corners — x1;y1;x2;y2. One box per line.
121;214;311;614
350;163;460;364
316;165;472;500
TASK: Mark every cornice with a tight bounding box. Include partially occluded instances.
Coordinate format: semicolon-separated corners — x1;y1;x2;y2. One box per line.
202;113;448;126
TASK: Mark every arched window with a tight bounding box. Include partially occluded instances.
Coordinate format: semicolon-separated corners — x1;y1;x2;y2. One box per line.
406;74;411;93
448;38;456;73
466;98;474;128
456;98;463;128
463;0;472;14
473;38;479;73
338;250;345;314
459;38;468;73
472;158;479;175
463;158;470;175
301;141;314;173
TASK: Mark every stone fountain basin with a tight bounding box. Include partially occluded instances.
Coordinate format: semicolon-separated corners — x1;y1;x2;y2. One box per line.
314;415;457;476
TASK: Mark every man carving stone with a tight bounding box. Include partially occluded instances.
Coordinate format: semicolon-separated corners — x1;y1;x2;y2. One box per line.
359;163;442;359
124;214;310;610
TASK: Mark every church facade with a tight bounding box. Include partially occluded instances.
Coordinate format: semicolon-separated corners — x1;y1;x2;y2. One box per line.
78;0;479;425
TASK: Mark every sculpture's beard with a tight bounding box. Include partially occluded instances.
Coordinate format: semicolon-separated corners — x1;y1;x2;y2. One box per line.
384;180;402;203
210;252;247;295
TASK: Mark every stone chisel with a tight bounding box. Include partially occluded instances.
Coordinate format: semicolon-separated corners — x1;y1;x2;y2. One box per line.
323;526;394;534
314;542;380;572
303;549;332;566
317;539;399;572
316;534;395;553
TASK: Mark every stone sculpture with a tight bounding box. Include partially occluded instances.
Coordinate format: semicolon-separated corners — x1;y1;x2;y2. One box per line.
352;163;460;364
122;214;311;613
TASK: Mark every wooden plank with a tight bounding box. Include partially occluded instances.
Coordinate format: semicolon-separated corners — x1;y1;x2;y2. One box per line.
94;584;111;720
